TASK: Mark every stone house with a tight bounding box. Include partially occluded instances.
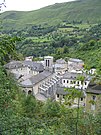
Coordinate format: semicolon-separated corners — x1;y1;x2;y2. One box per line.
55;84;86;107
54;58;67;75
4;60;44;82
86;83;101;114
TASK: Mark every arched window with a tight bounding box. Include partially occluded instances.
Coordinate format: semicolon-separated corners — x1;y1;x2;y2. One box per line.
57;94;59;98
48;60;49;67
28;90;32;95
46;60;47;67
85;82;87;85
67;80;68;83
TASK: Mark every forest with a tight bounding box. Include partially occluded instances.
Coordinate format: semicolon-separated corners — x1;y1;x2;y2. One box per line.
0;31;101;135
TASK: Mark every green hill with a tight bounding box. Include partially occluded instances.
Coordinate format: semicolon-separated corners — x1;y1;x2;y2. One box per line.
1;0;101;30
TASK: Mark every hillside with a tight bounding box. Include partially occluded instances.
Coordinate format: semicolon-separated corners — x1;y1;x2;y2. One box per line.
1;0;101;30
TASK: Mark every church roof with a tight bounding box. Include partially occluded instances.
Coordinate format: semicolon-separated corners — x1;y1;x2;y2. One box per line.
30;70;52;84
20;70;52;87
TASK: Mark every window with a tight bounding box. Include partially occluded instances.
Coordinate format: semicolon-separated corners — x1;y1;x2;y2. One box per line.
85;82;87;85
74;81;76;84
46;60;47;67
28;90;32;95
77;81;79;85
67;80;68;83
63;80;65;83
63;95;65;99
70;81;72;84
57;94;59;98
48;60;49;67
81;98;83;101
92;95;96;101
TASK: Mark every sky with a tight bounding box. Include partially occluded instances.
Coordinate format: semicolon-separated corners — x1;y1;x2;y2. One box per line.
0;0;76;12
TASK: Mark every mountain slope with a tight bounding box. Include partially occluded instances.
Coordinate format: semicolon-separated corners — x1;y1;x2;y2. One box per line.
1;0;101;30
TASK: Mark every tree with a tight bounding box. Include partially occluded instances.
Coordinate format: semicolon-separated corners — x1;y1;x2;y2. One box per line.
43;99;61;117
0;35;21;64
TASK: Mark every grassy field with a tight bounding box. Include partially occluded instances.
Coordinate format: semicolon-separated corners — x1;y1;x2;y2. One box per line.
1;0;101;30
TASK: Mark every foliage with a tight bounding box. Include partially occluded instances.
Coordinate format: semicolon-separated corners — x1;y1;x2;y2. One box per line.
0;35;22;64
43;99;61;117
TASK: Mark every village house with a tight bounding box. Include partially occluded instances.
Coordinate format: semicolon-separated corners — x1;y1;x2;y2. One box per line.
85;83;101;114
55;71;90;106
4;60;44;82
54;58;67;75
55;84;86;107
68;58;84;73
61;72;90;90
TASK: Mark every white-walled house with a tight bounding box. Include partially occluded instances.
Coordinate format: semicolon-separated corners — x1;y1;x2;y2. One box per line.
68;58;84;72
55;71;91;106
61;72;90;90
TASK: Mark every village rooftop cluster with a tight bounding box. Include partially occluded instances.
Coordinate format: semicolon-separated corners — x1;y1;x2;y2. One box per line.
4;56;101;114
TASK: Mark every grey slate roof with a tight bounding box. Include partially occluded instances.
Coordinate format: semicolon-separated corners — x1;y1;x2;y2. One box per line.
69;58;84;63
63;72;82;80
55;64;65;69
21;70;52;87
21;79;33;87
87;84;101;94
56;87;68;95
30;70;52;84
24;61;44;72
56;85;85;97
56;58;66;64
62;72;91;81
4;60;44;72
4;61;25;69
